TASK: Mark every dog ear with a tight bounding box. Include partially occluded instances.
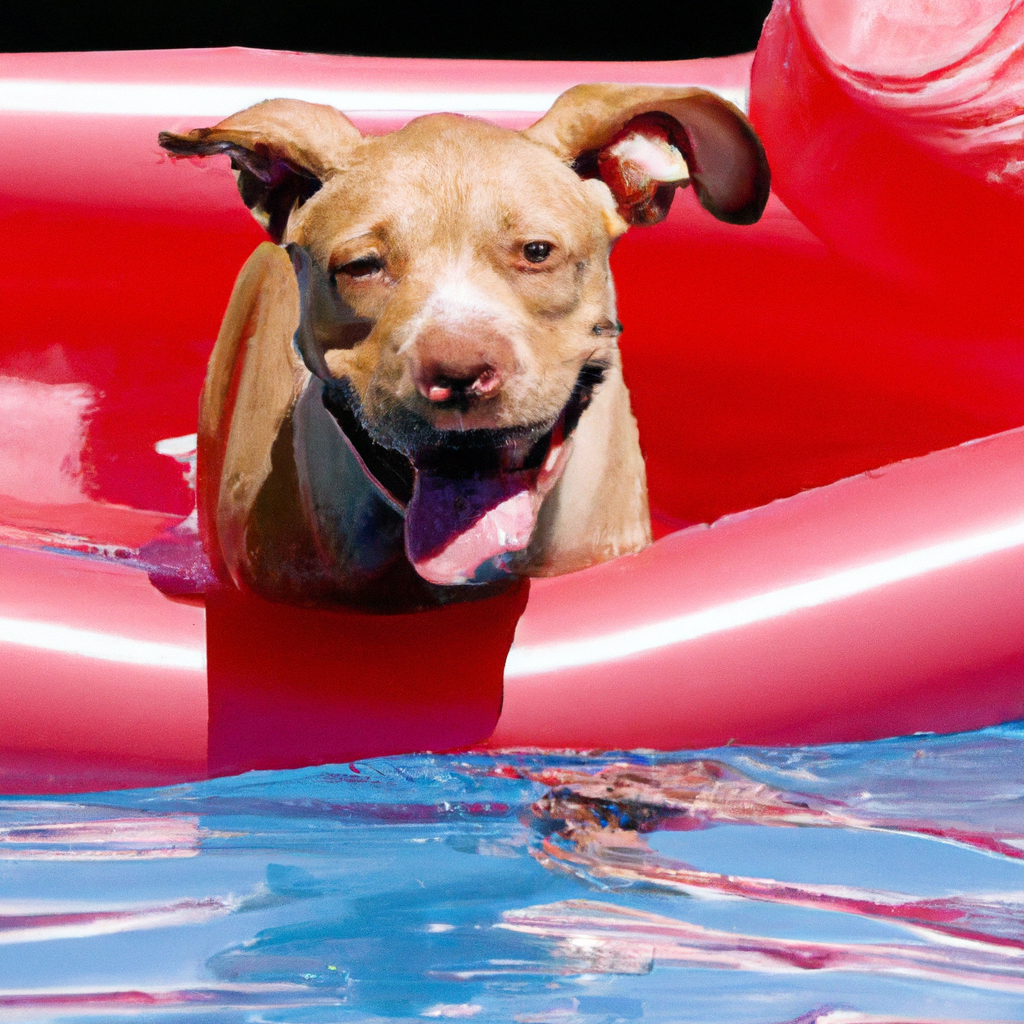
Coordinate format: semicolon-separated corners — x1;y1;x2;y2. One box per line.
197;243;307;590
159;99;362;242
524;84;770;227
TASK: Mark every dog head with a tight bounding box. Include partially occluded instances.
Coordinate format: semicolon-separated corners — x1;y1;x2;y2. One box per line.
160;86;768;586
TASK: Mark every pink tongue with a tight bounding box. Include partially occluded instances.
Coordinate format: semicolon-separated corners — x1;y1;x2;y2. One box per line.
405;469;539;585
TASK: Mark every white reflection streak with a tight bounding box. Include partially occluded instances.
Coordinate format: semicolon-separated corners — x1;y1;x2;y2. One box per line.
0;618;205;670
0;897;235;945
0;80;748;117
505;518;1024;677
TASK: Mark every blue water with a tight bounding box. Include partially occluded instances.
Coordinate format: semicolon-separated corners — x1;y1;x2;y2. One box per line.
2;725;1024;1023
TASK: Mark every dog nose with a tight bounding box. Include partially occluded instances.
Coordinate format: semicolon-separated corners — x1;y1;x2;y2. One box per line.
411;322;514;405
416;363;501;403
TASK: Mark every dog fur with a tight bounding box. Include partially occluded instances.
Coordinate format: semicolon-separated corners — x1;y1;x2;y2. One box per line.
160;84;769;611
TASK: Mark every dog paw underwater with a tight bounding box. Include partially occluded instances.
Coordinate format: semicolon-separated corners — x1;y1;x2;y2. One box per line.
160;84;769;612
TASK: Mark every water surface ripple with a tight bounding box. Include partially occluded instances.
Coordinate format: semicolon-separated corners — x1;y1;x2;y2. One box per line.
2;724;1024;1022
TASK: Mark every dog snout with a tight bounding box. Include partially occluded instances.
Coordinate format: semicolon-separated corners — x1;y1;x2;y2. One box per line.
410;322;516;407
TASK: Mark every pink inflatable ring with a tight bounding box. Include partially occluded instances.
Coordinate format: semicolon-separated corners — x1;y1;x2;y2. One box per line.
0;28;1022;793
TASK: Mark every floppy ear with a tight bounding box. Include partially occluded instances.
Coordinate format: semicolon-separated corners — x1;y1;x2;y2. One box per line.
197;243;307;590
159;98;362;242
524;84;770;227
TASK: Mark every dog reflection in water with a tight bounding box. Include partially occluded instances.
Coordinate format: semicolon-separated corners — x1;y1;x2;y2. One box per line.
525;758;1024;950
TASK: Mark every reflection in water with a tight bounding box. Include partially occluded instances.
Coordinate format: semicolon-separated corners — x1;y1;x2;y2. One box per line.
528;760;1024;947
0;725;1022;1021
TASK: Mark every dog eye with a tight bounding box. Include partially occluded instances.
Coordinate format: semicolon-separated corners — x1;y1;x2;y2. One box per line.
523;241;552;264
335;256;384;279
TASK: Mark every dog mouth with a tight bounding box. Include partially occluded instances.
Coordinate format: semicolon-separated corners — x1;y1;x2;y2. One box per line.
321;362;607;585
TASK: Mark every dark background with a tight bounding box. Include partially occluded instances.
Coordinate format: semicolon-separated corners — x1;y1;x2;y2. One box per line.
1;1;773;60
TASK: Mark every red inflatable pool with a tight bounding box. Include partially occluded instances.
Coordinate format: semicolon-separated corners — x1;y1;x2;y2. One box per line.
2;0;1024;793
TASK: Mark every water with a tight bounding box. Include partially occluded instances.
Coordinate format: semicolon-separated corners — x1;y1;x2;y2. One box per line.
2;724;1024;1023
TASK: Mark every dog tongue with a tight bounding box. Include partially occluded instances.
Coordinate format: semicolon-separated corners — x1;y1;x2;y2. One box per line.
405;468;538;585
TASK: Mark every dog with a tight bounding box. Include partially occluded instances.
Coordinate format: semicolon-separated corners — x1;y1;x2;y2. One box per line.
159;85;769;612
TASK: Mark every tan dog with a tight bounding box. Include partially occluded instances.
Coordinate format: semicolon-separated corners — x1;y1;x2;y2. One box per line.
160;85;769;611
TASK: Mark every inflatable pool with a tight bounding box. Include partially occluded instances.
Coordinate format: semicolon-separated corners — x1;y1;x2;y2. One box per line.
2;0;1024;794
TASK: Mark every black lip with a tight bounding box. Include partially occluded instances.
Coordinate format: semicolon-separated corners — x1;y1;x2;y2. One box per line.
320;360;609;508
321;379;416;507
